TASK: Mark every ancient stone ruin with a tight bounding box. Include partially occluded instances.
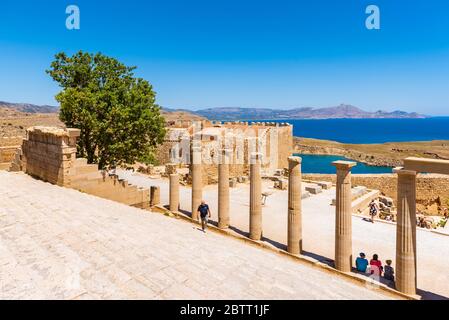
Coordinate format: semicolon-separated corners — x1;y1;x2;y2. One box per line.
14;126;149;208
9;125;443;298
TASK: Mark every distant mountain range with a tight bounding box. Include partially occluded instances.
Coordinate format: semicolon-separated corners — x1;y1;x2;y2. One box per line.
0;101;59;114
1;101;428;120
166;104;428;120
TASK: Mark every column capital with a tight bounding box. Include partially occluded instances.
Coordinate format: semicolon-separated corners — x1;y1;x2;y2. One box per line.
393;167;417;176
332;160;357;170
288;156;302;164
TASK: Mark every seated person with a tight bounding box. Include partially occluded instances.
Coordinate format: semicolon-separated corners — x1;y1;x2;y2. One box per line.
355;252;369;272
370;254;383;276
384;260;395;281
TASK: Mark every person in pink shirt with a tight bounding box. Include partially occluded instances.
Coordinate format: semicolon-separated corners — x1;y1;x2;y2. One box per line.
370;254;383;276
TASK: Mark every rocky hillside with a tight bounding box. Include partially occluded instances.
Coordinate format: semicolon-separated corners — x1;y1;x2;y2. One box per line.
0;108;63;146
161;108;205;122
0;101;203;147
0;101;59;114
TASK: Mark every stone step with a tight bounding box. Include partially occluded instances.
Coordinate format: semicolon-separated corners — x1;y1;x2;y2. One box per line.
71;171;103;182
73;158;88;167
74;164;99;175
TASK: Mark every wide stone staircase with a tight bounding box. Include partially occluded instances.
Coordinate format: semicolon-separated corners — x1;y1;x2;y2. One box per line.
0;170;393;300
67;158;150;209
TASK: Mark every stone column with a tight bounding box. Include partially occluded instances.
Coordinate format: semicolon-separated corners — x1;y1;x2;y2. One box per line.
249;152;262;240
169;174;179;212
332;160;357;272
287;156;302;255
394;168;417;295
191;146;202;221
218;149;230;229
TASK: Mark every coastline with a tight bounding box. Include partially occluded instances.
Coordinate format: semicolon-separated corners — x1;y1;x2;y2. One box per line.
293;136;449;167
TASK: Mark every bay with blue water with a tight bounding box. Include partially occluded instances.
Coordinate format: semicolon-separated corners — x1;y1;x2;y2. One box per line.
267;117;449;174
296;154;393;174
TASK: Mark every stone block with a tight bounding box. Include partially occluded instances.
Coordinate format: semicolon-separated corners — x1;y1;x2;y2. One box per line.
305;185;322;195
317;181;332;190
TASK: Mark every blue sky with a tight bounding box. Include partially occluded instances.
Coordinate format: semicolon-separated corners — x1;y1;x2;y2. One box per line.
0;0;449;115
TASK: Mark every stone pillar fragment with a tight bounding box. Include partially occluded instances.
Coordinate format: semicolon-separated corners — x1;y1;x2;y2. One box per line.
394;168;417;296
191;146;202;220
150;186;160;206
169;174;180;212
218;149;230;229
287;156;302;254
332;160;357;272
249;152;262;240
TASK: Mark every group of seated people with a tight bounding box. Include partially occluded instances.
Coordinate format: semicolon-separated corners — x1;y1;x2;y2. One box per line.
355;252;395;281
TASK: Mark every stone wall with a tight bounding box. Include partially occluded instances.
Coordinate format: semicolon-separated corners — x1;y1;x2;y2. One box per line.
157;122;293;185
21;127;150;208
276;124;293;170
22;127;79;185
0;146;20;170
303;173;449;215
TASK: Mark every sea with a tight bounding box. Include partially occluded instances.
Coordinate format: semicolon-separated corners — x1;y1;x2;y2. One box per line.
264;117;449;174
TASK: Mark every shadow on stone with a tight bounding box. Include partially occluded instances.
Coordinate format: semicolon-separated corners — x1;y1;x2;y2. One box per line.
417;288;449;300
229;225;250;238
301;250;334;266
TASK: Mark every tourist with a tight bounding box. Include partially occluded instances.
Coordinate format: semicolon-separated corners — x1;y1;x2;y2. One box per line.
369;200;379;223
384;259;395;281
355;252;369;273
197;200;211;232
370;254;383;276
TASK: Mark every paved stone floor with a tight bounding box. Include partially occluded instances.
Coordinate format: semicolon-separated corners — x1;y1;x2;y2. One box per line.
0;171;392;300
118;170;449;300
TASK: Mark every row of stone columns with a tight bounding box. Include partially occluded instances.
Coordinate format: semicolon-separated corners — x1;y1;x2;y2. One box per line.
167;151;417;296
169;152;330;260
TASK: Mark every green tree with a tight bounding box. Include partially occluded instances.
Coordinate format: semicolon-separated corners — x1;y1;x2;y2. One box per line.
47;51;166;169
